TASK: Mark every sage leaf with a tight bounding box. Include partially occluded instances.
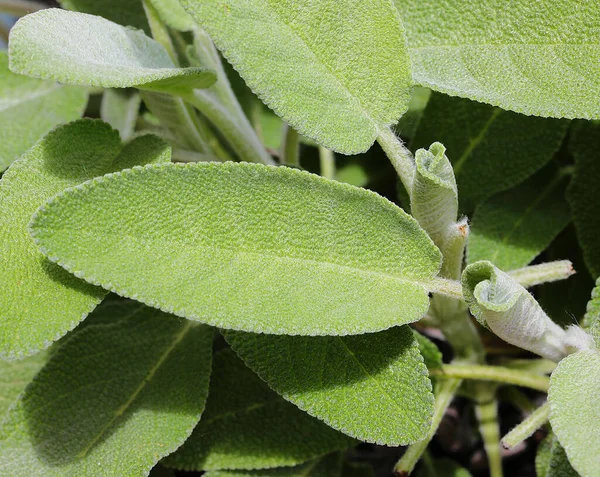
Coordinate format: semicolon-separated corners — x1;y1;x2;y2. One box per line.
100;89;141;140
411;93;568;211
9;9;216;94
204;453;343;477
30;162;441;336
583;278;600;345
149;0;195;31
0;352;47;418
224;326;434;446
414;331;443;372
549;350;600;477
0;306;213;477
59;0;150;34
0;120;170;360
396;0;600;119
164;349;353;471
536;433;579;477
180;0;413;154
0;51;87;171
567;120;600;278
468;166;571;270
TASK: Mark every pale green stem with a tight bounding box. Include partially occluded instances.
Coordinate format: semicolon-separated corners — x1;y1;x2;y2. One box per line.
281;125;300;167
142;0;178;64
429;364;550;392
319;147;336;180
394;378;462;476
508;260;574;288
498;358;556;375
502;402;550;449
0;0;45;16
376;126;415;195
475;387;503;477
429;277;463;300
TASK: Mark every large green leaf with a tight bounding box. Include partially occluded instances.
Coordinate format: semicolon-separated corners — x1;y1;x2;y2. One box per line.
0;51;87;172
204;453;343;477
468;166;571;270
549;350;600;477
224;326;434;446
0;120;170;360
164;349;353;471
9;9;215;94
411;93;568;211
180;0;413;154
536;433;580;477
59;0;149;34
0;352;47;418
0;306;213;477
100;89;141;140
30;162;441;336
149;0;195;31
567;121;600;278
396;0;600;119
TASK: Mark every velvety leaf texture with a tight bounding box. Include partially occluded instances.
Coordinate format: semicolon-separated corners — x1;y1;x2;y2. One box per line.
0;51;87;172
0;306;213;477
567;121;600;278
9;9;216;94
0;352;47;418
59;0;150;34
0;120;170;360
583;278;600;345
100;89;141;140
30;162;441;336
396;0;600;119
164;349;353;471
413;331;443;372
180;0;413;154
468;166;571;270
536;434;580;477
411;93;568;211
204;453;343;477
549;350;600;477
149;0;195;31
224;326;434;446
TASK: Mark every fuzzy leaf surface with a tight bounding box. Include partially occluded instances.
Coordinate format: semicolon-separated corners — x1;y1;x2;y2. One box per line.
0;352;47;418
164;349;353;471
567;121;600;278
0;51;87;171
549;350;600;477
9;9;215;94
149;0;195;31
0;307;213;477
536;434;579;477
583;278;600;345
0;120;170;359
100;89;141;140
203;453;343;477
180;0;412;154
411;93;568;211
396;0;600;119
59;0;150;34
224;326;434;446
30;162;441;336
468;166;571;270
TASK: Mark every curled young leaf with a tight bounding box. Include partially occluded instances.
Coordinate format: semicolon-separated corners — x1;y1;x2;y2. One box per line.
30;162;442;336
462;261;594;361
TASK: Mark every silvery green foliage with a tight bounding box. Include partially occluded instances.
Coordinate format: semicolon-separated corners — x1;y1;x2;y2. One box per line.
0;120;170;360
0;306;214;477
462;261;594;361
0;51;87;172
549;351;600;477
9;9;216;94
29;162;442;336
100;89;141;140
396;0;600;119
180;0;413;154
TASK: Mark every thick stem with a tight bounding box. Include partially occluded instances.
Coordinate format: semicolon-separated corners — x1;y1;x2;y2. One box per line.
281;125;300;167
502;402;550;449
319;147;336;180
508;260;574;288
475;386;503;477
429;364;550;392
393;378;462;476
376;127;414;196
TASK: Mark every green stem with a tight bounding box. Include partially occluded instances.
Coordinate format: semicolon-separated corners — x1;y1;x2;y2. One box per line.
0;0;45;16
502;402;550;449
142;0;178;64
508;260;574;288
429;277;463;300
319;147;336;180
497;386;537;414
475;387;503;477
281;125;300;167
394;378;462;476
430;364;550;392
498;358;556;375
376;126;414;196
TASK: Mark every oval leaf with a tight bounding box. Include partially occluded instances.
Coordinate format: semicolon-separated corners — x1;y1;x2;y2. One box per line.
9;9;215;94
0;306;213;477
396;0;600;119
549;350;600;477
0;120;170;360
180;0;412;154
224;326;434;446
164;349;353;471
30;162;441;336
